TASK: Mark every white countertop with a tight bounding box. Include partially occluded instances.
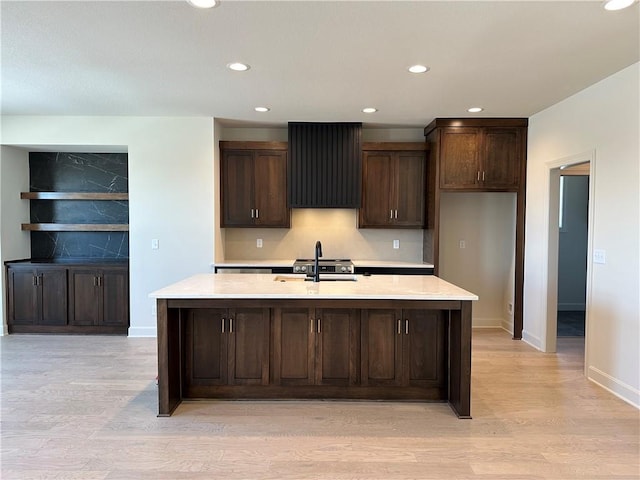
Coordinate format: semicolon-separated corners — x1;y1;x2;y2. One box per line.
215;259;435;269
149;273;477;301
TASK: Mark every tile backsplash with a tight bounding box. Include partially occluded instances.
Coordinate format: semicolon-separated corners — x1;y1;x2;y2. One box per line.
222;209;424;261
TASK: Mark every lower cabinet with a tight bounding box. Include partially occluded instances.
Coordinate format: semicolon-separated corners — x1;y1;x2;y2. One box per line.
5;261;129;334
69;266;129;327
7;266;67;327
183;306;445;397
184;308;270;393
273;308;359;386
361;309;447;389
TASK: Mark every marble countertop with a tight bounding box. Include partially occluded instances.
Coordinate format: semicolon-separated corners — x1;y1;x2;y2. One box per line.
215;259;435;269
149;273;477;301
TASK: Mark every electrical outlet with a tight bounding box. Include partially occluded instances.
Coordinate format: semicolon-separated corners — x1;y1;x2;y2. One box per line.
594;249;606;264
393;239;400;249
257;238;263;248
151;238;159;250
459;240;466;249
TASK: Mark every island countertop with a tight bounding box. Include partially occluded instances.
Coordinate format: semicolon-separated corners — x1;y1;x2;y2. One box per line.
149;273;477;301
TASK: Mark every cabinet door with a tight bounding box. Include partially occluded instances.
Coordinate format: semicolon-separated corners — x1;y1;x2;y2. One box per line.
315;309;359;386
8;268;39;325
402;310;447;388
253;151;289;227
482;128;522;190
222;150;255;226
361;309;403;386
274;308;316;385
39;268;67;326
395;152;426;226
227;308;270;385
69;269;100;326
101;268;129;326
439;128;481;189
359;152;393;227
184;309;228;389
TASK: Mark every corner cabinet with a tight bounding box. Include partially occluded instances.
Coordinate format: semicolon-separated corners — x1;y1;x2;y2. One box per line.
5;260;129;334
220;141;290;228
358;143;427;228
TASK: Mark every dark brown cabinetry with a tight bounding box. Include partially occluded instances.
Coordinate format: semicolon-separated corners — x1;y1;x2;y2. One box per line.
6;266;67;327
359;144;427;228
5;261;129;334
361;309;446;388
424;118;527;339
435;124;525;191
220;141;289;228
68;266;129;327
184;308;270;395
273;308;359;386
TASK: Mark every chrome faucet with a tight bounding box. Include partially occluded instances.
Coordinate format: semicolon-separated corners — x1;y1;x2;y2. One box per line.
313;240;323;283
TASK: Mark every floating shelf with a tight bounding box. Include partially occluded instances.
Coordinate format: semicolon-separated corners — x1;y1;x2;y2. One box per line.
21;192;128;200
22;224;129;232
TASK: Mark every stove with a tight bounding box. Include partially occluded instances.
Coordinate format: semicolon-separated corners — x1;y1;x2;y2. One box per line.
293;258;354;274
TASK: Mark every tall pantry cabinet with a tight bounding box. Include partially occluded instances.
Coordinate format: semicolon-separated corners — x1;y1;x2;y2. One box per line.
424;118;528;339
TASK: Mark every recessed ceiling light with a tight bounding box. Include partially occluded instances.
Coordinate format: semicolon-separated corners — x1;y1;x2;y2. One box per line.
468;107;483;113
187;0;218;8
408;65;429;74
255;107;270;113
603;0;636;10
362;107;378;114
227;62;250;72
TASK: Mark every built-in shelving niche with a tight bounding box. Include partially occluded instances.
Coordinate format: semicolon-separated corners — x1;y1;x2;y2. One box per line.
24;152;129;259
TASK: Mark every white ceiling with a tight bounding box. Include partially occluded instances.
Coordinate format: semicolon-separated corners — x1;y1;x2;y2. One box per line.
1;0;638;128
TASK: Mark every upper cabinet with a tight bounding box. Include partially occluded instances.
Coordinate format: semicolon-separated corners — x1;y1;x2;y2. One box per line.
220;141;290;228
359;143;427;228
425;119;527;191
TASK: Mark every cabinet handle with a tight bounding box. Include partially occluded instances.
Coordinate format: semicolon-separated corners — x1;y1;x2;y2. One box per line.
405;319;409;335
255;209;259;219
397;319;401;335
250;209;255;219
394;209;398;219
222;318;225;333
97;276;102;287
477;171;481;182
93;276;97;287
390;209;393;219
32;275;37;286
229;318;233;333
317;318;321;333
482;171;486;182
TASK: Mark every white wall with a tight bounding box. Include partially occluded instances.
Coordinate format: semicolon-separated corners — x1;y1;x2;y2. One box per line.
439;192;517;328
0;117;215;336
0;146;32;335
526;63;639;407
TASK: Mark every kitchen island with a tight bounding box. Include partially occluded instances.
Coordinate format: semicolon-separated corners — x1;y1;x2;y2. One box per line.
150;273;477;418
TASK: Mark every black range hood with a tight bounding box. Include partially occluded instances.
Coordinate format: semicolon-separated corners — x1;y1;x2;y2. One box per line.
288;122;362;208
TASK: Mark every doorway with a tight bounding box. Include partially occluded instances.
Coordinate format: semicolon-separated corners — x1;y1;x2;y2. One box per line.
557;164;589;339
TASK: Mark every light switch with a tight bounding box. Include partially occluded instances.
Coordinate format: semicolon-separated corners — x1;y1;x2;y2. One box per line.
393;239;400;249
459;240;466;249
594;249;606;264
257;238;263;248
151;239;159;250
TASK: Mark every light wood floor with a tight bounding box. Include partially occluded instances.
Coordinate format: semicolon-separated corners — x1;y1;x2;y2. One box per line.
1;329;638;480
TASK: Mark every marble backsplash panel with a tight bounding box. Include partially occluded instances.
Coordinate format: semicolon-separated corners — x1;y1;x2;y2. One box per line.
29;152;129;259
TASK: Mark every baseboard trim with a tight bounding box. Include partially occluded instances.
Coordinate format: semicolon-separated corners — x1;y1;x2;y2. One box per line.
472;317;503;328
128;326;157;338
588;366;640;409
522;329;543;351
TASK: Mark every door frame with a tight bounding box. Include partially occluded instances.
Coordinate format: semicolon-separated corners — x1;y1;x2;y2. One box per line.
543;150;595;370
